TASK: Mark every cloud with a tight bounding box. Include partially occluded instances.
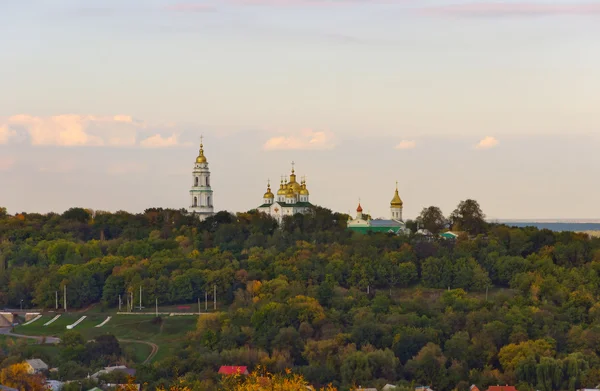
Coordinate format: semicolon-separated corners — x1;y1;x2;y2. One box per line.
0;125;16;144
140;134;181;148
0;115;182;148
263;129;336;150
0;156;16;171
476;136;499;149
394;140;416;150
421;3;600;17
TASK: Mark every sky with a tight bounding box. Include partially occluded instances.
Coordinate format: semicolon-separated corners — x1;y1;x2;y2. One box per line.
1;0;600;220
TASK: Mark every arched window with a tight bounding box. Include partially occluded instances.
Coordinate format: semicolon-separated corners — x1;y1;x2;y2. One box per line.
193;197;197;207
207;196;211;206
195;177;198;186
206;177;210;186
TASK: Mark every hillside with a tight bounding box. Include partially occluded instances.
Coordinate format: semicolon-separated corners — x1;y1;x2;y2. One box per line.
1;204;600;391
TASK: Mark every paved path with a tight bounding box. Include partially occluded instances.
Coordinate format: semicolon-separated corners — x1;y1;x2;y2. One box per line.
0;327;60;344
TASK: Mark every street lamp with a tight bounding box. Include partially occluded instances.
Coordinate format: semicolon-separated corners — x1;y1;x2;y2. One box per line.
20;299;23;311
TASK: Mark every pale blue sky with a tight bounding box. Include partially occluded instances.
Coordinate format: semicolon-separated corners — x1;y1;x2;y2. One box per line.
1;0;599;219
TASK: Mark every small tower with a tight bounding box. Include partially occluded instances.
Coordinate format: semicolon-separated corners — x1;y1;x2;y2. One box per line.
390;182;403;221
189;137;214;221
356;202;364;220
263;180;274;205
299;177;310;203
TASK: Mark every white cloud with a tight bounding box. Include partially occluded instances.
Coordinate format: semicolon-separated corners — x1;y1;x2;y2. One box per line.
394;140;416;150
0;156;16;171
0;125;16;144
263;129;335;150
475;136;499;149
140;134;181;148
0;114;180;148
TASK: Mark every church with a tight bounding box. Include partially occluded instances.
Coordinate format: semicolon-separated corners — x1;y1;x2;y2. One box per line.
188;138;215;221
347;184;409;234
256;163;314;223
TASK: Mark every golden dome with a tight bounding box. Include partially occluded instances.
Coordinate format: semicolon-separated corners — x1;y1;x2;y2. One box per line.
390;184;403;207
286;184;295;197
264;181;274;199
299;180;309;195
277;179;287;195
196;141;207;163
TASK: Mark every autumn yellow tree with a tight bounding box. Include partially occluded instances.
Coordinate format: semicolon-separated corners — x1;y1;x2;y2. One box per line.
222;367;337;391
0;362;47;391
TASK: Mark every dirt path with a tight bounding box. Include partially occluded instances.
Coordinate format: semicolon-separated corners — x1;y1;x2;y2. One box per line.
0;327;157;364
119;339;159;364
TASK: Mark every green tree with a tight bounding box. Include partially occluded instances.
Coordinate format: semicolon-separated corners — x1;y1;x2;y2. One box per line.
449;199;487;235
416;206;447;234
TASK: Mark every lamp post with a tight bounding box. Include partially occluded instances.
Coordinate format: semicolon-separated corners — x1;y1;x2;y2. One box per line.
20;299;23;311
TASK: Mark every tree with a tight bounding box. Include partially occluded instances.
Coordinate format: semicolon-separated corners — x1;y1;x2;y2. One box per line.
0;363;47;390
223;367;337;391
416;206;447;234
449;199;487;235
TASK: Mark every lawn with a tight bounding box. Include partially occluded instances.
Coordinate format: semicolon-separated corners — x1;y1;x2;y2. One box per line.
15;313;198;364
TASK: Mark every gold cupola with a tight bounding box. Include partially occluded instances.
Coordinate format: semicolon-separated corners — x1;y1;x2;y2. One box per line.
390;182;403;207
277;178;287;195
196;137;207;164
288;162;301;192
299;178;309;195
263;180;274;199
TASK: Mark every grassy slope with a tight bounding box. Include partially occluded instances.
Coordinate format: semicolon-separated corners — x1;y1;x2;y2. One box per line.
14;314;197;364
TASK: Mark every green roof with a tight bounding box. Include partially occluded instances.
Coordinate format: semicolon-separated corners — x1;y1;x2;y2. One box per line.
349;226;403;234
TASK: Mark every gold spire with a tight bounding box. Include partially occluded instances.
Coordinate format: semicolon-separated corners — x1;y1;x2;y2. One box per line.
390;181;403;207
264;179;274;199
196;135;207;163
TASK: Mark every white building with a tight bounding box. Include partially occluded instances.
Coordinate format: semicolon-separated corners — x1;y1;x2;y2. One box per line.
347;184;409;234
188;138;215;221
257;163;313;223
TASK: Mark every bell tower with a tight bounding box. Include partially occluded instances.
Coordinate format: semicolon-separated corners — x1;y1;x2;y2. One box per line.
189;136;214;221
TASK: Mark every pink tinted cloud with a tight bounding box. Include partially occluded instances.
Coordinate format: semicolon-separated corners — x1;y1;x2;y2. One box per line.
422;2;600;17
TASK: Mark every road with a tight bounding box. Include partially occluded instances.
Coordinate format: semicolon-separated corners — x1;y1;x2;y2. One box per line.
0;327;60;344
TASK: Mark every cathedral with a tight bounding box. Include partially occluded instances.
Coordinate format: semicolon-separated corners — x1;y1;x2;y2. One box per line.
347;184;409;234
188;138;215;221
257;163;314;222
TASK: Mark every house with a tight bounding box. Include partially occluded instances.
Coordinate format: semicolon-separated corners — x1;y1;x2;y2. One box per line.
416;386;434;391
486;386;518;391
470;385;481;391
90;365;136;379
383;385;398;391
440;231;459;240
46;380;63;391
25;359;49;374
218;366;249;375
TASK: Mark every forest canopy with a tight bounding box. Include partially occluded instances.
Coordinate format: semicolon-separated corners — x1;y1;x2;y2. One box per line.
1;203;600;391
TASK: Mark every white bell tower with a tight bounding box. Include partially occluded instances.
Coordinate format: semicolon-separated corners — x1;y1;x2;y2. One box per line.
189;136;214;221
